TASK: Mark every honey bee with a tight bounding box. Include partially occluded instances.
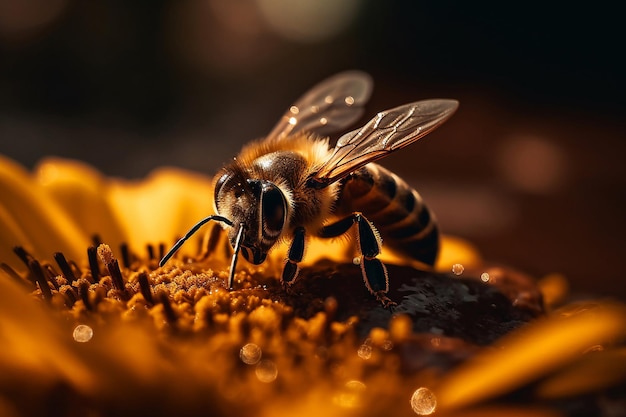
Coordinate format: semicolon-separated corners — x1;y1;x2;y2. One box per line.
160;71;458;306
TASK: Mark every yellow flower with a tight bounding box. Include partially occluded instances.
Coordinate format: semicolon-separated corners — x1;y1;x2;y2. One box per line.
0;154;625;417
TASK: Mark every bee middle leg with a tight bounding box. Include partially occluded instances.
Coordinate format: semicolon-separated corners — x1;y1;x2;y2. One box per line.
282;226;306;288
319;212;395;307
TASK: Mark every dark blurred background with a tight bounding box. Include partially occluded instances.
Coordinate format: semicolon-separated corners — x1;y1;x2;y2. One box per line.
1;0;624;299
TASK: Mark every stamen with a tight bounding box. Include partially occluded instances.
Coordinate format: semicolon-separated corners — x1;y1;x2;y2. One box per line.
60;285;77;307
0;262;32;288
157;291;177;325
97;244;125;293
68;260;83;283
146;244;155;260
158;243;165;261
54;252;77;282
43;263;60;289
28;259;52;301
120;243;131;268
87;246;100;282
205;223;223;255
77;279;93;311
138;272;154;305
13;246;34;267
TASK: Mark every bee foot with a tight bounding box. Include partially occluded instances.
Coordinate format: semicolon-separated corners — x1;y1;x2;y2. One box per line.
375;292;397;309
281;282;295;297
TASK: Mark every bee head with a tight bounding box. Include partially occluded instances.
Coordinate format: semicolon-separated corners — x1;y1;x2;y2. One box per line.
214;171;287;265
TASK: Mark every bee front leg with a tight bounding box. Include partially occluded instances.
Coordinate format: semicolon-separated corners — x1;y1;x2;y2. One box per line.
319;213;395;307
282;226;306;288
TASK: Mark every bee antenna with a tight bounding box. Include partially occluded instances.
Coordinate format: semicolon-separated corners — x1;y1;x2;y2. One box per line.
159;215;234;267
228;223;246;290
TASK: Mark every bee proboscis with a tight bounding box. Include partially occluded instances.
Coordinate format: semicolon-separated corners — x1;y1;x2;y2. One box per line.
160;71;458;306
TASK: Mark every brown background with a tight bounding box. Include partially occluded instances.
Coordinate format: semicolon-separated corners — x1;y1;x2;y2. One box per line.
1;1;624;300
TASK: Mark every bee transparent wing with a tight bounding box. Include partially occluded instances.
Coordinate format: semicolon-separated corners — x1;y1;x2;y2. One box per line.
314;99;459;184
266;71;373;141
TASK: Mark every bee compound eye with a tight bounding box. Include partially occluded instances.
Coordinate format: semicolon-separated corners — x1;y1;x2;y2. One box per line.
214;172;230;203
261;183;286;233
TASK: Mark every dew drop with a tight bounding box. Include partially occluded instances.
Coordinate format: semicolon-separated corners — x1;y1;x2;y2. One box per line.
324;95;334;104
352;257;361;265
289;105;299;114
319;117;328;125
240;343;262;365
430;337;441;347
346;379;366;390
73;324;93;343
334;380;367;408
345;95;355;106
288;116;297;126
255;359;278;383
480;272;490;282
410;387;437;415
382;340;394;351
451;263;464;276
357;343;372;360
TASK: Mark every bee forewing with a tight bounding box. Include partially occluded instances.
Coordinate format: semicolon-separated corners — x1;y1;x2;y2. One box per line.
315;99;459;183
267;71;373;141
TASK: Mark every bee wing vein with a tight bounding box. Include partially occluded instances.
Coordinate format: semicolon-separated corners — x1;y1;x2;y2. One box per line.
315;99;459;183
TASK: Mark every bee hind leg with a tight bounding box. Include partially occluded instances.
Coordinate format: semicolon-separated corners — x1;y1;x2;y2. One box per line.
282;226;306;290
319;213;395;307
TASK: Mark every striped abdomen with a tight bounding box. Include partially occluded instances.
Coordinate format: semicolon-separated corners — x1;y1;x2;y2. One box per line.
334;163;439;266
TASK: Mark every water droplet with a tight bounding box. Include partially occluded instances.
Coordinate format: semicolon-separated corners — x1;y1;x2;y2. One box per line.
357;343;372;360
451;263;464;276
352;257;361;265
430;337;441;347
324;95;334;104
319;117;328;125
345;96;355;106
240;343;262;365
480;272;490;282
289;105;299;114
255;359;278;383
381;340;394;351
410;387;437;415
72;324;93;343
334;380;367;408
288;116;297;126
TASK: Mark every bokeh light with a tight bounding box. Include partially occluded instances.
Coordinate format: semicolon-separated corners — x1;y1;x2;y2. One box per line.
255;0;362;43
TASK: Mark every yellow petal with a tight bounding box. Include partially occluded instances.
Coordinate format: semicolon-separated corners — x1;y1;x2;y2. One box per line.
535;347;626;398
297;233;481;272
34;157;128;255
435;302;626;411
107;167;214;256
0;269;96;394
537;273;569;310
0;202;34;268
0;155;91;266
435;234;482;271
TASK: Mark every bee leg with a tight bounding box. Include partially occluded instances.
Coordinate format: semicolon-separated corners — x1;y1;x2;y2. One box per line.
282;226;306;289
319;213;395;307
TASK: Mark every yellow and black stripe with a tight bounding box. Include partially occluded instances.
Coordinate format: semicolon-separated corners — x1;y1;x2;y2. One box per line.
336;163;439;266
